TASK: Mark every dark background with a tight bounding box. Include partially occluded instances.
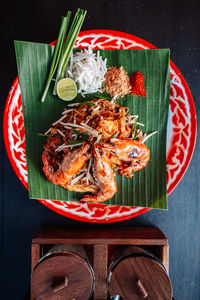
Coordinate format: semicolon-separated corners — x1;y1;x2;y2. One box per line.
0;0;199;299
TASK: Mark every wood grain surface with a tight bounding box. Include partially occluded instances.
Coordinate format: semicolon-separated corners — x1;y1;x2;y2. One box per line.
108;245;172;299
1;1;200;300
108;255;172;300
31;227;169;300
31;254;93;300
32;226;168;245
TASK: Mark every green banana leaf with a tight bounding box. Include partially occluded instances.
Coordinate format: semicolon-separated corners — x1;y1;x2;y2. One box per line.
14;41;170;209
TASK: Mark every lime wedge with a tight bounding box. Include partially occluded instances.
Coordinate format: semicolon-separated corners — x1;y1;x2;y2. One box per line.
57;78;77;101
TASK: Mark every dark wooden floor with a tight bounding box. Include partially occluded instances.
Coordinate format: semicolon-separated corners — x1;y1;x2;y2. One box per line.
1;0;200;299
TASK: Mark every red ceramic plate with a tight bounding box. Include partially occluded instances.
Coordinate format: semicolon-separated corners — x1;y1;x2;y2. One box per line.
3;30;197;223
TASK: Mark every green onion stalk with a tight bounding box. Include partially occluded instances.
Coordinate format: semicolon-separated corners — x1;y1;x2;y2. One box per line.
40;9;87;103
40;12;71;102
53;9;87;95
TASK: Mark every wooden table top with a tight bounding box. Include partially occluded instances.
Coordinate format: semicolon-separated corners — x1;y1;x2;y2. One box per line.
0;1;199;299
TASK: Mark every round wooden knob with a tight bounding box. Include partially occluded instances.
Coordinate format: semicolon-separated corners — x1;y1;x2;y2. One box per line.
52;275;68;293
136;279;148;298
31;246;94;300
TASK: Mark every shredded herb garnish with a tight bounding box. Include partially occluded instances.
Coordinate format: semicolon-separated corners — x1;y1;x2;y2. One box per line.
69;139;83;145
113;165;118;173
77;101;96;106
38;133;52;137
110;131;120;139
132;118;138;133
134;129;142;140
72;130;90;140
92;94;112;100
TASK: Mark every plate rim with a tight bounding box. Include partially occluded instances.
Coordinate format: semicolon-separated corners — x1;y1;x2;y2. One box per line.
3;29;197;223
